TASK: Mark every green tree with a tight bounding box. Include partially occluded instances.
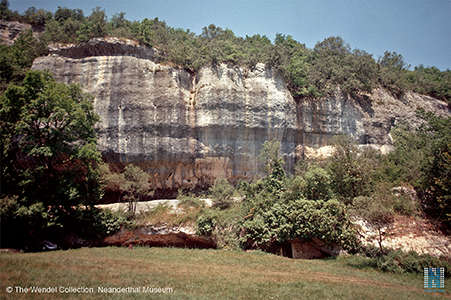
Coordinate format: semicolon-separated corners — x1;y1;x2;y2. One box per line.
54;7;84;23
23;7;52;27
326;136;378;203
416;112;451;226
0;70;102;248
0;0;10;20
76;7;106;42
101;163;152;218
241;198;359;252
272;34;316;98
99;163;127;203
0;31;47;90
352;195;394;254
210;178;235;209
378;51;408;97
406;66;451;105
303;165;334;201
122;164;151;218
382;111;450;227
258;140;286;194
383;123;427;186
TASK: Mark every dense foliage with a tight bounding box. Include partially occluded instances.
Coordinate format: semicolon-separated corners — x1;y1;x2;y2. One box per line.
197;121;450;255
239;141;361;252
0;70;103;248
346;247;451;277
1;2;449;103
0;30;47;91
100;163;152;218
383;111;451;226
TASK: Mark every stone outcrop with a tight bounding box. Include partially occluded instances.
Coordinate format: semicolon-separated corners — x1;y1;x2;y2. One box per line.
31;38;449;196
0;20;42;45
0;20;31;45
289;238;341;259
355;215;451;258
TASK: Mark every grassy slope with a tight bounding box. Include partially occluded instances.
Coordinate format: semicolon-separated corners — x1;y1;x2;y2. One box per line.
1;247;449;299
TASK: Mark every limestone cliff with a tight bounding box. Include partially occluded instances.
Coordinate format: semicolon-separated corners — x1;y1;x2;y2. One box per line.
31;38;449;196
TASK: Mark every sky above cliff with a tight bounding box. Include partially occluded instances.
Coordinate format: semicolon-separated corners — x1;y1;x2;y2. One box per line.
11;0;451;70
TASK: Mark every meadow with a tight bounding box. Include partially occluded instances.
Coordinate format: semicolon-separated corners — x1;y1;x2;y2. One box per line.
1;247;449;299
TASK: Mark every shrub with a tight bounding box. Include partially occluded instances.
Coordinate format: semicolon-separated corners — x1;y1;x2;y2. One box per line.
345;247;451;277
352;193;394;253
241;198;360;252
375;250;451;276
326;136;378;203
195;206;243;249
210;178;235;209
100;163;152;219
196;212;216;236
280;176;306;203
94;209;128;236
74;208;128;239
302;165;334;200
211;206;243;249
392;193;419;216
383;112;451;227
177;190;205;209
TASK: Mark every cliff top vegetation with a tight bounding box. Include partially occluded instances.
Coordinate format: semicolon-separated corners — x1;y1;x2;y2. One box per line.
1;1;450;104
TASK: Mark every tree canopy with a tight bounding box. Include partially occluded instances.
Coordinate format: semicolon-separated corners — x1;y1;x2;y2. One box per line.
0;70;102;247
0;2;449;104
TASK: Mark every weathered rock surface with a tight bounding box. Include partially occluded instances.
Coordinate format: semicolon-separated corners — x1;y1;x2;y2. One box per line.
0;20;42;45
31;38;449;195
355;215;451;258
289;238;341;259
0;20;31;45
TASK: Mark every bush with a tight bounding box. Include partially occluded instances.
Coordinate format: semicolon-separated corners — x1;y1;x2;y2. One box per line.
95;209;128;236
326;136;378;204
352;193;394;253
392;193;419;216
383;112;450;227
375;250;451;276
209;178;235;209
241;198;360;252
211;207;243;249
345;247;451;277
196;212;216;236
302;165;334;200
177;190;205;209
280;176;306;203
74;208;128;239
195;206;243;249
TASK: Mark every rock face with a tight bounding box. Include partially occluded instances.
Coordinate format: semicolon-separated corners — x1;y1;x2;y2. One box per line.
31;38;449;196
355;215;451;258
0;20;31;45
289;238;340;259
0;20;42;45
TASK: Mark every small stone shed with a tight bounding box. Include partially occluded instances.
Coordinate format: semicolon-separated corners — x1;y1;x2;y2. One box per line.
279;238;340;259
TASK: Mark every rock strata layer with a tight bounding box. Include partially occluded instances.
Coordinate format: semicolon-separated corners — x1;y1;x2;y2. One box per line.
32;38;449;195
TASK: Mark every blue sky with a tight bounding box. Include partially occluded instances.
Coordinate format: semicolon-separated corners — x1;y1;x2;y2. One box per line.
10;0;451;70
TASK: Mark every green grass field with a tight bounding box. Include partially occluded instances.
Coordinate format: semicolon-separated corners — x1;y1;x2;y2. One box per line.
1;247;449;299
